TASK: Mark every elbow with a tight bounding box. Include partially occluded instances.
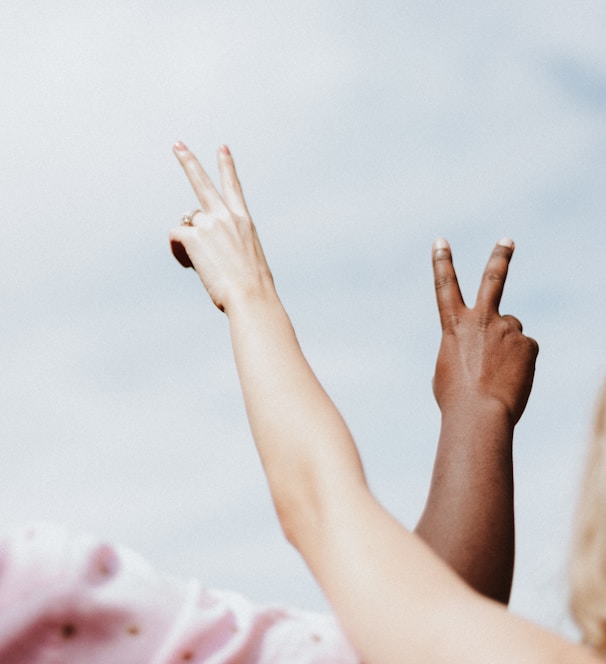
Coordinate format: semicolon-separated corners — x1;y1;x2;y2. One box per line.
272;481;320;551
271;471;367;555
265;453;368;553
275;500;302;548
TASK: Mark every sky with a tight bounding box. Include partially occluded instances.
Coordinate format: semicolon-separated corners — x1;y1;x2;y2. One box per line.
1;0;606;640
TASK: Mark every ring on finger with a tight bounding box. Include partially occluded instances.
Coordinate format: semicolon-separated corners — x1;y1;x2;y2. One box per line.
181;209;202;226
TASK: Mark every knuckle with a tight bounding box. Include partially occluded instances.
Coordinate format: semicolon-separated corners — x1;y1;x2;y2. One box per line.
434;274;457;291
233;212;251;228
502;314;523;332
526;336;540;356
482;269;505;285
213;217;227;232
476;311;492;331
442;312;461;331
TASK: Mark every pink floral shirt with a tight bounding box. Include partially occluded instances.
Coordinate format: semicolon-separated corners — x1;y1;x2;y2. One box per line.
0;524;359;663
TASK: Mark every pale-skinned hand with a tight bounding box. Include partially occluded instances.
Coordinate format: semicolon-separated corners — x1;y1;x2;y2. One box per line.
432;238;539;426
169;142;275;314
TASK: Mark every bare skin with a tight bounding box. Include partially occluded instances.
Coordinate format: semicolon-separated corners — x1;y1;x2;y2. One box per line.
415;239;539;603
169;143;600;664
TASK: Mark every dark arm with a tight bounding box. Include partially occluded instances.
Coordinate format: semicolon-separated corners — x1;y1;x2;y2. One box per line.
415;239;538;604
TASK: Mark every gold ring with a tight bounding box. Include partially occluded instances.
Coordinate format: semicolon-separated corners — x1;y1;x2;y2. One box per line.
181;210;202;226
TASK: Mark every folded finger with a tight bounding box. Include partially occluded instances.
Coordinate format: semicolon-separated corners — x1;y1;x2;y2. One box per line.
526;335;540;358
475;238;514;312
432;238;465;331
173;142;225;213
501;314;523;332
218;145;250;217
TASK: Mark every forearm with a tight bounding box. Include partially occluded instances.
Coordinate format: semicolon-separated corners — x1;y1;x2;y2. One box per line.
170;143;366;553
227;292;366;547
415;401;515;604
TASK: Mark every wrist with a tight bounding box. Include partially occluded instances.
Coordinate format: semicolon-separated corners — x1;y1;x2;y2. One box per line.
223;278;281;319
438;392;514;428
439;396;515;441
225;287;295;357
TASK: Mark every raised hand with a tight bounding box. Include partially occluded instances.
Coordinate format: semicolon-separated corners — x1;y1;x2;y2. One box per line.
415;238;539;604
168;140;365;547
432;237;538;425
169;143;275;314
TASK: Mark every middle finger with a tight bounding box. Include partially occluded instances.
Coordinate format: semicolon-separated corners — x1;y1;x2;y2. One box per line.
474;238;515;313
173;142;225;213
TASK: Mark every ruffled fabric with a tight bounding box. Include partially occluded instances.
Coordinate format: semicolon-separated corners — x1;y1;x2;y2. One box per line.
0;524;358;663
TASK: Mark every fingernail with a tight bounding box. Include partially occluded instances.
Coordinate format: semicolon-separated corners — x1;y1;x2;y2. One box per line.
174;141;188;152
433;237;449;250
219;144;231;155
497;237;514;249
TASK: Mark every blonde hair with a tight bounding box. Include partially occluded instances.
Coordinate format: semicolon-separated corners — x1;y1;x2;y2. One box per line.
570;381;606;651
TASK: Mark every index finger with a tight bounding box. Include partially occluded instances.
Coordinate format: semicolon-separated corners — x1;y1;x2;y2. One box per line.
173;141;225;213
432;238;465;331
474;238;515;312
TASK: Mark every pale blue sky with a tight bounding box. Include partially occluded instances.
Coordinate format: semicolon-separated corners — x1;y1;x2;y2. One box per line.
1;0;606;638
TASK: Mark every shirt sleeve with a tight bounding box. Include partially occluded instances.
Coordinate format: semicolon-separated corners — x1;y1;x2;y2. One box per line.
0;524;358;663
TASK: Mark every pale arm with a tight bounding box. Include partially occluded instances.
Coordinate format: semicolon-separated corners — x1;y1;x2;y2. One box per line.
226;296;367;544
224;285;589;664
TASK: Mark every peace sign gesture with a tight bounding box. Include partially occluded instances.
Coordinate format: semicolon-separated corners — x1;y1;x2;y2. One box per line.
169;142;275;314
432;238;538;425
